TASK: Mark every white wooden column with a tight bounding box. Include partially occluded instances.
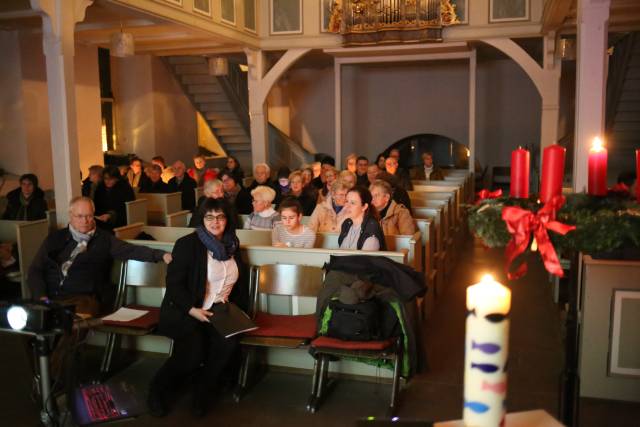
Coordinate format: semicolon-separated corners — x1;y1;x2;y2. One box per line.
32;0;92;226
468;49;476;174
573;0;610;192
245;47;311;168
334;59;342;169
245;48;269;168
541;32;562;151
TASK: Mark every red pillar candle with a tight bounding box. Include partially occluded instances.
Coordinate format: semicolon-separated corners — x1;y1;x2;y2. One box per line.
540;144;566;203
636;149;640;202
588;137;608;196
510;147;530;198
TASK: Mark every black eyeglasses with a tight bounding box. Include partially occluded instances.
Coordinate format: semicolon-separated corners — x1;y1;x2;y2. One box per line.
203;214;227;223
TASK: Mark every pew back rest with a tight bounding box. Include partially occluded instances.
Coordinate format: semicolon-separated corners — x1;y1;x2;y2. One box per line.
239;214;309;228
237;229;272;246
254;264;324;298
126;199;148;225
137;192;182;214
116;259;168;310
0;219;49;298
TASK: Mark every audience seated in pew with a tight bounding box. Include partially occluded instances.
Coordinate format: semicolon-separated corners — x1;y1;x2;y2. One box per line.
311;156;335;190
148;198;248;418
168;161;197;212
220;171;242;205
308;180;349;233
189;179;224;227
94;166;136;230
151;156;174;183
344;153;357;173
370;165;412;212
81;165;103;200
380;156;413;191
338;186;386;251
236;163;276;215
219;156;245;188
243;185;279;230
375;153;386;170
273;167;292;205
356;156;370;187
338;169;357;189
126;157;150;191
411;151;445;181
187;154;217;186
271;197;315;248
2;173;48;221
286;170;315;216
140;164;170;193
318;166;338;204
370;179;416;236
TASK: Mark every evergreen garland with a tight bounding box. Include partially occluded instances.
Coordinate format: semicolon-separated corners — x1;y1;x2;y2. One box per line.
468;193;640;255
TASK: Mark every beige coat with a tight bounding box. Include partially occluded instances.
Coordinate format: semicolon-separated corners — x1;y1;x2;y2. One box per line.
380;200;416;236
308;197;348;232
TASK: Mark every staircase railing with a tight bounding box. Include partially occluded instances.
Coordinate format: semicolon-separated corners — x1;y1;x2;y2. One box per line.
216;62;250;134
606;33;638;132
268;124;314;170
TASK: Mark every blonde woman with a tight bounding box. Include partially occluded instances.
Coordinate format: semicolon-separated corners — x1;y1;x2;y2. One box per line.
308;180;349;232
243;185;279;230
338;170;356;189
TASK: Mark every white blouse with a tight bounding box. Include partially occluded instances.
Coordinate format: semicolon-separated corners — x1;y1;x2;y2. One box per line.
202;253;239;310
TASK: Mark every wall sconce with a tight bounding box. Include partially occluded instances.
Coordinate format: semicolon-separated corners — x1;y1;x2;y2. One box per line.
209;57;229;76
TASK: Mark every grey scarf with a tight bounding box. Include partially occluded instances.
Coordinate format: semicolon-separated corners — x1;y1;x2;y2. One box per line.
60;225;95;286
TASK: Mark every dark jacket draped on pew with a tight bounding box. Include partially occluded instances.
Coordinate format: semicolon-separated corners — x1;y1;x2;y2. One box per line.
316;255;426;377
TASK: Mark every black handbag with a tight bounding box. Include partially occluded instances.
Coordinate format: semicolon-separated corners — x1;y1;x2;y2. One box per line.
327;299;380;341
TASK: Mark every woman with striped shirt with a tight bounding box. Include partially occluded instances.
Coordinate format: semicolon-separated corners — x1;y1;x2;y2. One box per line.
272;197;316;248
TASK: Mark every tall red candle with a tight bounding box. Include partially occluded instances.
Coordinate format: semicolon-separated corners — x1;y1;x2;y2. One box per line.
510;147;530;198
588;137;607;196
540;144;566;203
636;149;640;202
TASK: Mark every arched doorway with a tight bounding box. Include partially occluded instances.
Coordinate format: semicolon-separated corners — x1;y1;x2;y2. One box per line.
384;133;470;170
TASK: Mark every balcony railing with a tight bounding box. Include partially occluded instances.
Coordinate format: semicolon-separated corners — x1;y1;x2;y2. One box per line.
329;0;459;46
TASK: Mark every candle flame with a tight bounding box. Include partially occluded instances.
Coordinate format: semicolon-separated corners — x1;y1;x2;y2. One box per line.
481;274;494;283
531;237;538;252
591;137;605;152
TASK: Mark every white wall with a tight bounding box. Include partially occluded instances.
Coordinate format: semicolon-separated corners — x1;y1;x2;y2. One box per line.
0;30;103;190
111;55;199;166
267;57;541;170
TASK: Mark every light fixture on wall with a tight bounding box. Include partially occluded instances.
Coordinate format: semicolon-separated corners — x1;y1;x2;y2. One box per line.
559;38;576;61
110;23;135;57
208;57;229;76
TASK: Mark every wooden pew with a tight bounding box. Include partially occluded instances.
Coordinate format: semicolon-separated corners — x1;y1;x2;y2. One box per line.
0;219;49;298
136;192;187;226
412;207;447;297
97;240;408;378
46;210;57;232
238;214;310;228
125;199;148;225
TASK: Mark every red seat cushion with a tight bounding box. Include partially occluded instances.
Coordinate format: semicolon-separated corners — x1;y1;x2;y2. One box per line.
245;312;317;339
101;305;160;330
310;336;396;351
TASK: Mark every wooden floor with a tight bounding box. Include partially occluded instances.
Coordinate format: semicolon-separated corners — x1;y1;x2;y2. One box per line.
1;239;639;426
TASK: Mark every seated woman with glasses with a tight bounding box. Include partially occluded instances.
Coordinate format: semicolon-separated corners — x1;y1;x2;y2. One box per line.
308;180;349;233
271;197;316;248
243;185;279;230
339;186;386;251
148;198;248;418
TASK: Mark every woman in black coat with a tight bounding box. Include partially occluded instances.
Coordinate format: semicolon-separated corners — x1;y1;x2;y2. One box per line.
93;166;135;230
148;198;249;418
2;173;48;221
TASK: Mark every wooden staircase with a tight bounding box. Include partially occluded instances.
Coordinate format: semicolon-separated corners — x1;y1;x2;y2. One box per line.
165;56;251;164
607;33;640;179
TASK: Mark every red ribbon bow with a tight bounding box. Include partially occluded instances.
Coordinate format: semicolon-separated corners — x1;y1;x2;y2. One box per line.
475;188;503;204
502;196;576;280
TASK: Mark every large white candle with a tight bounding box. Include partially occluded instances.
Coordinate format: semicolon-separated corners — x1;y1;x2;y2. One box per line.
464;275;511;427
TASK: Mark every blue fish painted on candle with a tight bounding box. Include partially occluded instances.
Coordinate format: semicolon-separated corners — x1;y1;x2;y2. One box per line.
471;362;499;373
464;401;490;413
485;313;508;323
471;340;501;354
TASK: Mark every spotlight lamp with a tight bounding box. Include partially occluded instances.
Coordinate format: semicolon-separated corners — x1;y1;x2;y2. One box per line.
7;306;28;331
